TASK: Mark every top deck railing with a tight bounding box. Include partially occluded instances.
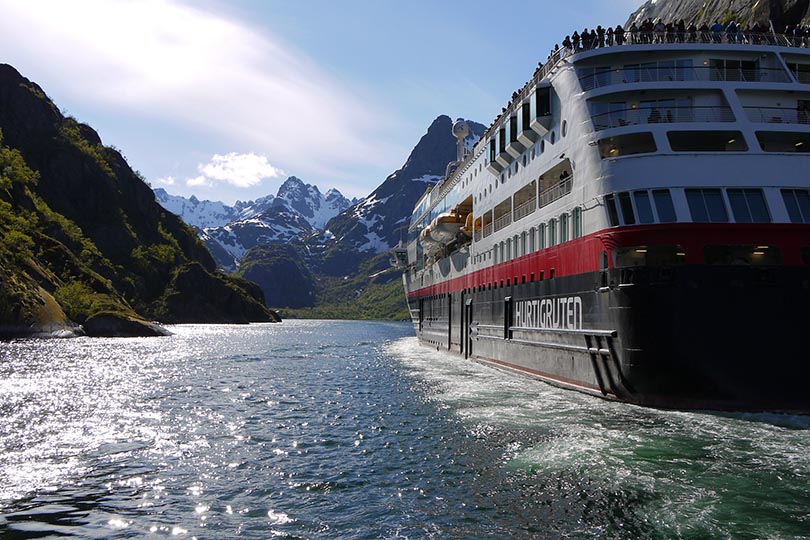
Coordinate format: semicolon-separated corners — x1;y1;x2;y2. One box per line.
483;31;810;143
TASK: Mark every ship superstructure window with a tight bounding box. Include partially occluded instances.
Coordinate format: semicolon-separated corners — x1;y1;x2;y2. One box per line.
787;62;810;83
709;59;758;82
598;132;657;158
539;223;547;249
560;213;569;242
668;131;747;152
617;192;635;225
633;190;654;223
704;245;782;265
572;207;582;238
548;218;557;245
686;188;729;222
529;227;536;251
605;194;620;226
506;238;512;260
615;245;686;267
653;189;677;222
781;189;810;223
727;189;770;222
536;87;551;116
756;131;810;152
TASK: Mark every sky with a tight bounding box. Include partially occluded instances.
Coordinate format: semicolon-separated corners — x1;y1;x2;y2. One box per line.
0;0;639;204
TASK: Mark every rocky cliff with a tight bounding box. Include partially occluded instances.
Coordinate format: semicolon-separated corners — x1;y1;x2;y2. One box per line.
628;0;810;30
0;63;279;336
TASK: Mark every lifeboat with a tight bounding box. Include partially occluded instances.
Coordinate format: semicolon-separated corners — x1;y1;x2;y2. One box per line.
429;210;465;244
419;226;443;257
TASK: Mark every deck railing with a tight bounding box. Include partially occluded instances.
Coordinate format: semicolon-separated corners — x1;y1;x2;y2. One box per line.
482;223;493;238
744;106;810;124
484;31;810;143
591;105;735;130
579;66;792;90
539;177;573;209
493;213;512;233
513;197;537;221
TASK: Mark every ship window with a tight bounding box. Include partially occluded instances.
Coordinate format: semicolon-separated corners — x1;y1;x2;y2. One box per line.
536;87;551;117
605;194;620;227
529;227;536;251
787;62;810;83
703;245;782;265
781;189;810;223
652;189;677;222
686;188;728;222
727;189;770;223
617;192;635;225
573;207;583;238
560;213;569;242
598;132;657;158
549;218;557;245
668;131;748;152
506;238;512;259
540;140;545;153
633;190;654;223
614;245;686;267
500;241;505;261
562;120;568;137
550;131;556;144
521;232;527;255
756;131;810;152
539;223;546;249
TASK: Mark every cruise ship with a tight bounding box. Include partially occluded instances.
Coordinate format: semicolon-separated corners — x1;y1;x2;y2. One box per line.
393;30;810;413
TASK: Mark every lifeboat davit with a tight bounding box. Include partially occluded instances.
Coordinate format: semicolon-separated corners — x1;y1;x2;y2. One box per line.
429;210;465;244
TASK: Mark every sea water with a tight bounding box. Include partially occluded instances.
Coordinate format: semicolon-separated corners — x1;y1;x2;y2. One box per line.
0;320;808;539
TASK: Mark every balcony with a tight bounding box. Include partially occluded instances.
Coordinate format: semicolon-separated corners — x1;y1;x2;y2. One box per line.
514;197;537;221
493;212;513;233
744;106;810;124
579;65;792;91
591;105;735;130
539;177;573;208
483;223;493;238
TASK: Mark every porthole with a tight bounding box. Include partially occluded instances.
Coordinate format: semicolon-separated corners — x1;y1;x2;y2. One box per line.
562;120;567;137
540;140;545;153
550;131;556;144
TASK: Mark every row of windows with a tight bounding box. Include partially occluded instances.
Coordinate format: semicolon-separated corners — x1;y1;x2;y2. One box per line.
473;208;583;265
478;131;559;204
606;187;810;225
598;130;810;158
614;244;787;267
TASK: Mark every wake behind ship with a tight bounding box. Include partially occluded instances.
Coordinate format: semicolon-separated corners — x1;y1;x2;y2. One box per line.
393;28;810;414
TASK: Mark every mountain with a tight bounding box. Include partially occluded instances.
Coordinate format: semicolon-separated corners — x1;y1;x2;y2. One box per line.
627;0;810;30
307;115;485;277
245;115;484;320
153;188;276;229
0;63;279;336
176;176;354;270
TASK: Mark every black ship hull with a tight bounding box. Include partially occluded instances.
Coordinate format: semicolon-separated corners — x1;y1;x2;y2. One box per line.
408;264;810;414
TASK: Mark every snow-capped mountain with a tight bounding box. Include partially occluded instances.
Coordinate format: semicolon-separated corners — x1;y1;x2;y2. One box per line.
273;176;353;229
153;188;277;229
155;176;354;270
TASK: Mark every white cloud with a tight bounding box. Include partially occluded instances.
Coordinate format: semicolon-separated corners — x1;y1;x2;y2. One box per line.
156;176;176;186
198;153;283;189
186;175;211;187
0;0;399;182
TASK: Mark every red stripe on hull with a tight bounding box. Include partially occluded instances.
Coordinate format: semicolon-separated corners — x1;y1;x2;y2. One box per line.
407;222;810;298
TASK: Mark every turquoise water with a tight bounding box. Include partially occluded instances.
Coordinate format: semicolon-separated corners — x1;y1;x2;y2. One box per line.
0;320;808;539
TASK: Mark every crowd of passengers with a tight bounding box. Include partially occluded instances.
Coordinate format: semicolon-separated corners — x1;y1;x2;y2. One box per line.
491;18;810;134
550;19;810;55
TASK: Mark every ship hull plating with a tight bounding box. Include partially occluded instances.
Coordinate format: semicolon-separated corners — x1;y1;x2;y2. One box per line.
407;265;810;414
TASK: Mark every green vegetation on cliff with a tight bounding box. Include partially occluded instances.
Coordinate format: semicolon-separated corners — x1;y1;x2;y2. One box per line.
0;64;279;335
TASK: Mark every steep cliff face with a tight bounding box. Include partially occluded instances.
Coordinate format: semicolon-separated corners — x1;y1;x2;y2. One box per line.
628;0;810;30
309;115;485;277
0;63;279;334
